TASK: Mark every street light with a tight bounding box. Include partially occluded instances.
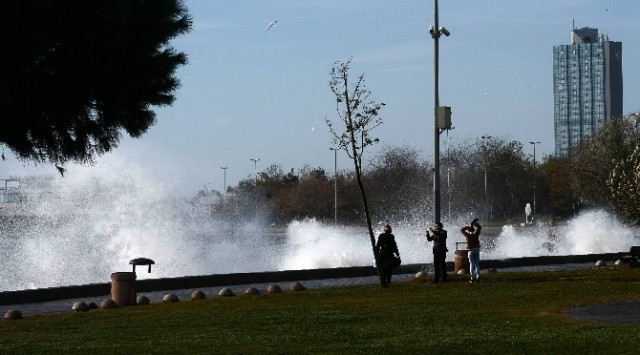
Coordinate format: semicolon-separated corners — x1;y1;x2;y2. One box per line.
329;147;339;224
447;167;454;222
250;158;260;220
429;0;450;224
220;166;227;193
529;141;541;220
481;135;492;222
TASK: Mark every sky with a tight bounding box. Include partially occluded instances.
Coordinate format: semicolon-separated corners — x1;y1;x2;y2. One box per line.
2;0;640;198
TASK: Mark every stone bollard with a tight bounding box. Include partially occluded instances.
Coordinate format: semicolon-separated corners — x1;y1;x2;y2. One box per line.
289;281;306;292
4;309;22;320
191;290;206;300
244;287;260;295
218;287;234;297
110;272;137;306
101;298;118;309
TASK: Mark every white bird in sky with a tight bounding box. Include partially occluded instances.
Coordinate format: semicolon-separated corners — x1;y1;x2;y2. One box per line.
267;20;278;30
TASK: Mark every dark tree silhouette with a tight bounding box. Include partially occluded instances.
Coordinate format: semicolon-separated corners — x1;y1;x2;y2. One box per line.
0;0;191;167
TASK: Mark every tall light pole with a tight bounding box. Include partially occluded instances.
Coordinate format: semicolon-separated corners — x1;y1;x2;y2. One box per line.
481;135;492;222
220;166;227;193
250;158;260;220
447;167;454;222
330;147;338;225
429;0;450;224
529;141;540;219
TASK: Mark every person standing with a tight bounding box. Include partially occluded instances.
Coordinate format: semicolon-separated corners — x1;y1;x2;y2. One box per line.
461;218;482;283
426;221;448;283
375;224;400;288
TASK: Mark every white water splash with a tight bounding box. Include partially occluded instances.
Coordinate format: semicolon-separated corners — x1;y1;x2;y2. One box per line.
484;210;638;259
1;157;638;291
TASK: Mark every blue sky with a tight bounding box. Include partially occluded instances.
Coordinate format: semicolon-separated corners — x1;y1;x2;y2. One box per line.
2;0;640;197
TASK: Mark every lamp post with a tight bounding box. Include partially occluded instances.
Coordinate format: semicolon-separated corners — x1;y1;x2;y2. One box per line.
429;0;450;224
447;167;454;222
529;141;540;219
250;158;260;220
481;135;492;222
330;147;338;225
220;166;227;193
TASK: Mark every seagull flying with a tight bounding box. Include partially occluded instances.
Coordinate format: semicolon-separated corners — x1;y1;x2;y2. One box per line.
267;20;278;30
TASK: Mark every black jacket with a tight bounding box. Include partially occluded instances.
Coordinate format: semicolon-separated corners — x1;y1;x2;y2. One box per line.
375;232;399;259
426;228;448;254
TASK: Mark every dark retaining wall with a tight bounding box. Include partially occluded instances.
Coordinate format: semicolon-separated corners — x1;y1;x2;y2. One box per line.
0;252;626;306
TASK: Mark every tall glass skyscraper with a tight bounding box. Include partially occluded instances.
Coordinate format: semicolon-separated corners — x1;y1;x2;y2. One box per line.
553;27;622;157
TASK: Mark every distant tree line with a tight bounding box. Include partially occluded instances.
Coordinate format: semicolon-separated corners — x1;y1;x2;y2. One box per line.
193;139;535;227
193;112;640;228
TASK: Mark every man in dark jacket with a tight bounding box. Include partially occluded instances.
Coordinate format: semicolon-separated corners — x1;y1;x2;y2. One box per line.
426;221;448;283
375;224;400;288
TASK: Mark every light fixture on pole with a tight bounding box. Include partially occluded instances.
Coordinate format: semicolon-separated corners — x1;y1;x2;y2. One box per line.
481;135;492;222
250;158;260;220
429;0;451;224
220;166;227;193
529;141;540;219
329;147;338;225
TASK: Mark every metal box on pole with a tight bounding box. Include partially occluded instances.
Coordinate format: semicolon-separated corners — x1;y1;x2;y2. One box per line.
437;106;452;129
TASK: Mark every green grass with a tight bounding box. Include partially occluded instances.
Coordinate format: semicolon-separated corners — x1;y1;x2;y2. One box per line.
1;268;640;354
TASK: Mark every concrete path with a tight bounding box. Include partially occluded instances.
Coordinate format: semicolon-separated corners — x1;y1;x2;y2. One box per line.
1;274;415;318
565;300;640;325
3;263;639;325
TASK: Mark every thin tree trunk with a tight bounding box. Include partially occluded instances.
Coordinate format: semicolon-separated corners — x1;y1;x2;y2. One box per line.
343;82;382;284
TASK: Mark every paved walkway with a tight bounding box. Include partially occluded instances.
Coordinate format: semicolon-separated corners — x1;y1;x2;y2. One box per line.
1;274;415;318
565;300;640;325
3;264;640;325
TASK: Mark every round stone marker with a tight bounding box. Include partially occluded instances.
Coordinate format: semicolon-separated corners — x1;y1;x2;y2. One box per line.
4;309;22;320
191;290;206;300
163;293;179;303
101;298;118;309
72;301;89;312
267;284;282;293
244;286;260;295
289;281;306;291
137;295;150;305
218;287;234;297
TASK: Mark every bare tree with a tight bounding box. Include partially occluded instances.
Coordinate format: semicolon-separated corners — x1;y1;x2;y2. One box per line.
325;59;385;285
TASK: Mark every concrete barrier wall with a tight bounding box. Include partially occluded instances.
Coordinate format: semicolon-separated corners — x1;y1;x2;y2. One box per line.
0;252;626;305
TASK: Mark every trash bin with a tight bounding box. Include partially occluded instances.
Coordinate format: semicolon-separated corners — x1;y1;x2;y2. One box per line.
454;242;469;274
110;272;137;306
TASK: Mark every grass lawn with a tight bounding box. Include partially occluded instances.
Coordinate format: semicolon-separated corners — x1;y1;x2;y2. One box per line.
1;268;640;354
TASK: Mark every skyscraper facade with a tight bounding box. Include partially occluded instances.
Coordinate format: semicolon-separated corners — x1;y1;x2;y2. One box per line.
553;27;623;157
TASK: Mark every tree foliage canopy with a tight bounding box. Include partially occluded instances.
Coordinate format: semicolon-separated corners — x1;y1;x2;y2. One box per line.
570;116;640;205
609;144;640;225
0;0;191;166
